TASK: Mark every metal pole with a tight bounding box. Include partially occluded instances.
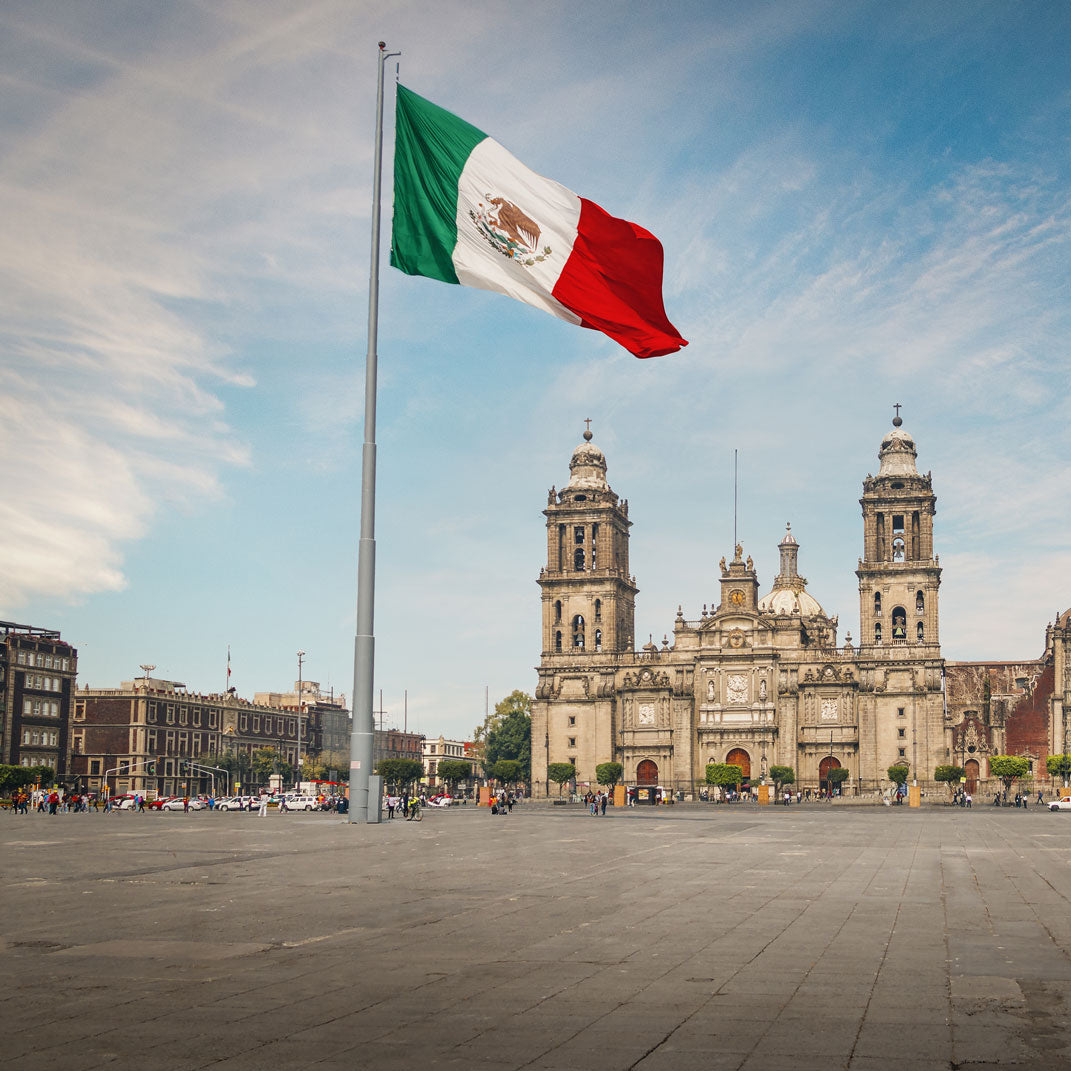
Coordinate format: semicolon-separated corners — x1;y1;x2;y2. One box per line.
297;650;305;788
350;41;399;823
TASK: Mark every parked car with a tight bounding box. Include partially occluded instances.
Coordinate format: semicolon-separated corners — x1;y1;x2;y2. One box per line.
160;797;205;811
284;795;322;811
215;796;256;811
1049;796;1071;811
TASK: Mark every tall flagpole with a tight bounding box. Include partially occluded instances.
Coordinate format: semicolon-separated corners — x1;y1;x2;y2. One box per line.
350;41;399;823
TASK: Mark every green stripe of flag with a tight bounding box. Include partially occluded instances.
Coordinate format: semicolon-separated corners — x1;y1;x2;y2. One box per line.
391;85;487;284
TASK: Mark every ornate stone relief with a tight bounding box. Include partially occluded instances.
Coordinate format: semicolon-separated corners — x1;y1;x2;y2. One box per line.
821;698;839;721
726;673;749;704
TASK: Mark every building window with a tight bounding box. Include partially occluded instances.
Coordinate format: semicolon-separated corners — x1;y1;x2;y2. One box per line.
594;629;602;652
891;607;907;640
898;728;905;738
874;623;882;644
574;547;585;571
898;707;905;717
874;592;881;614
594;598;601;620
555;631;562;652
898;748;906;758
916;590;925;613
917;621;925;642
568;737;576;747
572;615;585;650
892;538;905;561
554;600;562;623
568;716;576;726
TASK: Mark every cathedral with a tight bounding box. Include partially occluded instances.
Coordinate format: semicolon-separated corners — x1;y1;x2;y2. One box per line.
532;414;1069;798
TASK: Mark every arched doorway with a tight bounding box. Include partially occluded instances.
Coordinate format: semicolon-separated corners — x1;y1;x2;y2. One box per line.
726;748;751;781
636;760;658;786
819;755;841;796
964;759;980;795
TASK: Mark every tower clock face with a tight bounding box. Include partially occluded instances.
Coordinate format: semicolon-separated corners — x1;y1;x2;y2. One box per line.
729;589;745;607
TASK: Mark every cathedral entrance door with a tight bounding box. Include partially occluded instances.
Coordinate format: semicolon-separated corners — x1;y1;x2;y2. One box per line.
726;748;751;787
636;760;659;804
964;759;980;796
819;755;841;797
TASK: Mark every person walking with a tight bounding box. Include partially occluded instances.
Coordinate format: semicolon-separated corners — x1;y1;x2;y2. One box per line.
1037;790;1045;806
600;792;608;816
257;792;268;817
966;792;972;808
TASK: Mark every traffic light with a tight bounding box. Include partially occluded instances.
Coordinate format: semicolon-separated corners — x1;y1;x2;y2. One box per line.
146;761;156;775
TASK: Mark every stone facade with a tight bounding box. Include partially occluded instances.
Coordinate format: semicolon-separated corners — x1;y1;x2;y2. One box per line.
532;417;1067;798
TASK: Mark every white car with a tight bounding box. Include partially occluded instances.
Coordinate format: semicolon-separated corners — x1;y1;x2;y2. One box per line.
216;796;257;811
160;797;206;811
1048;796;1071;812
283;795;321;811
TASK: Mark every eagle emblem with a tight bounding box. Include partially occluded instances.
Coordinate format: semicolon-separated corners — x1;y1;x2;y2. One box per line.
470;195;552;266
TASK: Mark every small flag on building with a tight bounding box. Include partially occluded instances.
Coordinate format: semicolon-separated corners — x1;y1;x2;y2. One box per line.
391;85;687;359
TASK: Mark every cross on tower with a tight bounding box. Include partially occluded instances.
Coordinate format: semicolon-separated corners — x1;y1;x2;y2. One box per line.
893;403;902;419
584;418;592;433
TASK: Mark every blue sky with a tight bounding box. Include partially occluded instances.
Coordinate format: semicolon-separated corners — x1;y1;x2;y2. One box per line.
1;1;1069;742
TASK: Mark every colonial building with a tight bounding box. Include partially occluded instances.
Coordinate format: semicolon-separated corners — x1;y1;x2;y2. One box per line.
422;735;477;789
532;416;1067;798
73;677;303;798
0;621;78;778
254;681;351;771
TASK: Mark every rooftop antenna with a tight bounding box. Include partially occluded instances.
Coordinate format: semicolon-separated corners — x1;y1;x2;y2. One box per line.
139;664;155;679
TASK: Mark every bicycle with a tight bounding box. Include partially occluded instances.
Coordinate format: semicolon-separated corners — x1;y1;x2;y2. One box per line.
405;800;422;821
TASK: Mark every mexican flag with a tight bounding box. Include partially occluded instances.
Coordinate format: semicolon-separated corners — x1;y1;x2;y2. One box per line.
390;85;687;359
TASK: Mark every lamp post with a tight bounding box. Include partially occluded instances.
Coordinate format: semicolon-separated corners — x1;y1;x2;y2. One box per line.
828;728;834;799
297;650;305;790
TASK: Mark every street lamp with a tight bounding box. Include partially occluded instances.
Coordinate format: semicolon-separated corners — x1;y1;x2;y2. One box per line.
297;650;306;790
828;728;834;798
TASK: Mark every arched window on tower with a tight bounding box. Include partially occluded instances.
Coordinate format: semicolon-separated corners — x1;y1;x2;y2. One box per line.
573;526;585;571
892;607;907;641
554;600;562;623
874;592;882;614
572;615;585;650
594;629;602;652
917;621;925;642
591;523;599;570
892;538;905;561
555;631;562;652
874;622;882;644
594;599;602;620
915;590;924;613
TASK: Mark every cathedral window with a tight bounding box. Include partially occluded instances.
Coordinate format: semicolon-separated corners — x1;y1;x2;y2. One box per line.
915;590;924;613
574;525;585;544
568;716;575;726
892;538;905;561
592;524;598;569
916;621;925;642
574;547;585;571
594;599;601;620
572;615;585;650
555;631;562;652
892;514;904;534
898;748;906;758
892;607;907;640
898;707;905;717
594;629;602;652
898;728;905;738
554;600;562;623
874;592;881;614
874;623;882;644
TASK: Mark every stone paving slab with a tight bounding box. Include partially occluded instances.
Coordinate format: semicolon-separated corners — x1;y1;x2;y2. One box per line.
2;804;1071;1069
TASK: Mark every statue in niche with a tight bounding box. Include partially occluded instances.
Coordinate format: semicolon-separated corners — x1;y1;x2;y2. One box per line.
707;679;715;701
759;678;767;700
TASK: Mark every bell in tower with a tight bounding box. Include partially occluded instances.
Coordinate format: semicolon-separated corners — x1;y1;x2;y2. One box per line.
538;424;637;658
857;407;941;650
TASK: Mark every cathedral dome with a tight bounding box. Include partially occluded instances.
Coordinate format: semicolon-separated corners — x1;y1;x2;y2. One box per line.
877;415;919;478
758;586;826;617
566;428;609;492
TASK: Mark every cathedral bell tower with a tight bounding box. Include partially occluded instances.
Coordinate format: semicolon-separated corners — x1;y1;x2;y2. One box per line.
857;409;941;650
538;426;637;657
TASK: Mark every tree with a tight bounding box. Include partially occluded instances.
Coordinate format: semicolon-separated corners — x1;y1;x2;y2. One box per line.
547;763;575;798
706;763;743;795
595;762;623;789
827;768;850;793
491;759;522;786
887;764;910;787
375;758;424;791
934;765;965;796
436;759;472;792
1046;753;1071;787
250;747;292;785
989;755;1030;795
769;765;795;794
476;690;532;780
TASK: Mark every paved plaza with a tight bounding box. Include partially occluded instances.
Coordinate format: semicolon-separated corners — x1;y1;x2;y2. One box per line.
3;802;1071;1070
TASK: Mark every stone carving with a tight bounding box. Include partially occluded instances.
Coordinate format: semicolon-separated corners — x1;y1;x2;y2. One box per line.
726;673;748;704
821;698;838;721
637;703;655;725
759;678;767;700
707;679;715;701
